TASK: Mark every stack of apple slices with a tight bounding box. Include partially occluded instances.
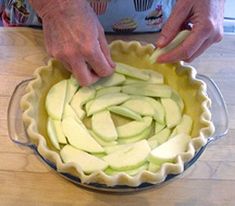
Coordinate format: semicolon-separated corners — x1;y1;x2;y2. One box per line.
45;62;193;176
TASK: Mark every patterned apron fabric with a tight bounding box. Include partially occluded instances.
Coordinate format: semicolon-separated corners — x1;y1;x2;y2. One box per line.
0;0;175;33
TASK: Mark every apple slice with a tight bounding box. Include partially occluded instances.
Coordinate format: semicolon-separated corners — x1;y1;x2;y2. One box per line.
60;145;108;173
144;97;165;124
123;77;146;85
115;62;150;80
108;105;142;121
117;116;152;138
47;117;60;150
65;79;79;104
84;99;94;114
93;153;106;158
70;86;96;119
171;89;184;112
63;104;85;127
155;122;165;134
161;98;182;128
53;120;67;144
104;163;148;176
148;162;160;173
69;74;79;86
123;69;163;85
96;86;122;97
104;143;133;154
91;110;118;141
149;30;190;64
87;93;130;116
89;130;117;146
144;70;164;84
62;117;104;153
122;98;156;117
103;140;151;170
122;83;172;98
147;127;171;149
171;114;193;138
93;72;126;89
45;80;67;120
118;125;152;144
148;134;191;164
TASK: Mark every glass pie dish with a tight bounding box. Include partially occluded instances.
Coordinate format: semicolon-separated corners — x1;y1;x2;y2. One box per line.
7;40;229;192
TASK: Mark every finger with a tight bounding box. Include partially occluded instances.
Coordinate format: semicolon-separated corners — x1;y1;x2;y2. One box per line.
97;26;116;68
157;28;208;63
184;38;212;62
53;51;73;72
69;57;99;86
84;42;114;77
157;0;192;48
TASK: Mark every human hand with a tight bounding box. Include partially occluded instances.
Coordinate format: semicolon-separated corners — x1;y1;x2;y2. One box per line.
29;0;115;86
156;0;224;63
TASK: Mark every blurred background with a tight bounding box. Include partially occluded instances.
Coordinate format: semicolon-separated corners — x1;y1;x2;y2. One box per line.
0;0;234;33
224;0;235;34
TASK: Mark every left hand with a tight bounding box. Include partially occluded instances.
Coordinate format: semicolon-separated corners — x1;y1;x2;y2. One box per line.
156;0;224;63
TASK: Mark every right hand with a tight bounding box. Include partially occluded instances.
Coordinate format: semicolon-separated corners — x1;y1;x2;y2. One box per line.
30;0;115;86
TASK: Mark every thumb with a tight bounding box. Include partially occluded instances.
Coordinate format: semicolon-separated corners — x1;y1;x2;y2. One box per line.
157;0;192;48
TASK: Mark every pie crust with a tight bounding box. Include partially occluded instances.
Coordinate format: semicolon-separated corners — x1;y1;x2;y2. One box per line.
21;40;215;187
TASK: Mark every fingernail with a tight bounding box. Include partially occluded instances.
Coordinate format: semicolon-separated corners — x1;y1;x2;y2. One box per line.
157;36;166;47
110;60;116;68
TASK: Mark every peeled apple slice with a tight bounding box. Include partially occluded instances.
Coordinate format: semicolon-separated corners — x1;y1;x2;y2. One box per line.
122;83;172;98
115;62;150;80
122;98;156;117
93;72;126;89
87;93;130;116
108;105;142;121
124;69;163;85
161;98;182;128
171;89;184;112
117;116;152;138
144;70;164;84
89;130;117;147
144;97;165;124
53;120;67;144
96;86;122;97
45;80;67;120
117;126;152;144
65;79;78;104
148;134;191;164
91;110;118;142
60;145;108;174
171;114;193;137
62;117;104;153
103;140;151;171
149;30;190;64
70;86;96;119
147;127;171;149
47;117;60;150
154;122;165;134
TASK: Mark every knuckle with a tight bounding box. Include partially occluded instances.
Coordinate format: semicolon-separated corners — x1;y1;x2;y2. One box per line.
181;47;192;60
184;58;193;63
98;68;114;77
82;46;96;58
201;19;217;35
214;31;223;43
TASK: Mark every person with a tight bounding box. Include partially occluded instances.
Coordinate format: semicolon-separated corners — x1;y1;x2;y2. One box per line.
0;0;224;86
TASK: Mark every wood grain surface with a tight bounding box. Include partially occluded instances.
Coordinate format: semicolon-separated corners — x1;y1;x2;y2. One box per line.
0;27;235;206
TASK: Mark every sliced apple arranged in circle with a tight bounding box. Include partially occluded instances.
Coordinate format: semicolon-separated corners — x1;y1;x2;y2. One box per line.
45;62;193;176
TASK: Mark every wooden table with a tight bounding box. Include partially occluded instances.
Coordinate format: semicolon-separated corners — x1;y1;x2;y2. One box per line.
0;27;235;206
